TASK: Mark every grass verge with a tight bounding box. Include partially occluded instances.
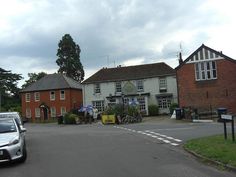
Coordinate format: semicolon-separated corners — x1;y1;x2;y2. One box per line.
184;134;236;168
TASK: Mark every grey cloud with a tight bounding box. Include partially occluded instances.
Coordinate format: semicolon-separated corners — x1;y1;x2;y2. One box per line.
0;0;223;79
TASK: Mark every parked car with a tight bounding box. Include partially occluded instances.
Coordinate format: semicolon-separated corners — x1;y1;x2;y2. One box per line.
0;118;27;163
0;112;25;130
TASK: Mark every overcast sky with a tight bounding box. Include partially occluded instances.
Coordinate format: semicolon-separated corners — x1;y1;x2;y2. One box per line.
0;0;236;86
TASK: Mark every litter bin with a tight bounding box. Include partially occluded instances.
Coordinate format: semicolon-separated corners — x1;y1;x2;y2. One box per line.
175;108;182;120
57;115;63;124
217;108;227;122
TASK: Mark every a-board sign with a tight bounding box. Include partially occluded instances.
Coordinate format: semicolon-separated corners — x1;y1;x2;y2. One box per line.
221;114;233;120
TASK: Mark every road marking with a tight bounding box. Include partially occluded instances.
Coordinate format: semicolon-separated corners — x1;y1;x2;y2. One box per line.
145;130;182;142
114;126;181;146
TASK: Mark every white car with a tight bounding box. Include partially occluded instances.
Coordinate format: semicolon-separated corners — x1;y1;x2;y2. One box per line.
0;118;27;163
0;112;25;130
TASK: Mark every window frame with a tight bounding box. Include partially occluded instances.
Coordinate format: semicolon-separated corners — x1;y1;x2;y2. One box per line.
34;92;40;102
35;108;40;118
92;100;104;112
60;90;65;100
50;107;56;118
136;80;144;92
115;82;122;93
26;108;31;118
94;83;101;94
60;107;66;116
50;91;56;101
195;61;217;81
25;93;30;102
159;78;167;92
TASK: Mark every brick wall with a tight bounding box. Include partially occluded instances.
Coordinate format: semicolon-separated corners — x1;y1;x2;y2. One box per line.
177;59;236;114
21;89;83;121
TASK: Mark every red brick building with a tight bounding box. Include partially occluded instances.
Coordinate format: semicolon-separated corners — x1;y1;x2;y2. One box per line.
176;44;236;114
20;73;83;121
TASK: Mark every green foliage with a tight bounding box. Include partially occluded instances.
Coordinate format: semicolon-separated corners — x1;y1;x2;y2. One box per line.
0;67;22;111
56;34;84;82
0;67;22;97
169;103;179;114
148;104;159;116
127;105;139;116
184;134;236;167
64;113;78;124
21;72;47;89
104;104;123;115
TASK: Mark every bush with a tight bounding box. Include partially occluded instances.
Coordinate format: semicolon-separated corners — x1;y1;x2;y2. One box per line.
169;103;179;114
103;104;124;115
64;113;78;124
148;105;159;116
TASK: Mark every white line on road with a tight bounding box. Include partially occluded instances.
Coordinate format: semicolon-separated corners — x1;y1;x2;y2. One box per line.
114;126;181;146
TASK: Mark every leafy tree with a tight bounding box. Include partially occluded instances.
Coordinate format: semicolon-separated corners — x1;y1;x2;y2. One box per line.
0;67;23;111
21;72;47;89
56;34;84;82
0;68;22;96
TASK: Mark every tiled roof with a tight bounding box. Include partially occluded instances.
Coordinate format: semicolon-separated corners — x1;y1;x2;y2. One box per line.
83;62;175;84
21;73;82;92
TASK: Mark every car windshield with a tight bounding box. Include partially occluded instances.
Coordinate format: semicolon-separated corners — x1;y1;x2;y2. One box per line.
0;119;17;133
0;113;22;125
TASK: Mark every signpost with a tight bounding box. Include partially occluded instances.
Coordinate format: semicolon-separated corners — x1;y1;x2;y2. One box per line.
221;114;235;142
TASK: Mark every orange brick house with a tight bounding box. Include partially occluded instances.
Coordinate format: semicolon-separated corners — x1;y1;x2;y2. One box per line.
176;44;236;114
20;73;83;121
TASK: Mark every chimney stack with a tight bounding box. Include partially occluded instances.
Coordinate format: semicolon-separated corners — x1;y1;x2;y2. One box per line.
179;52;183;65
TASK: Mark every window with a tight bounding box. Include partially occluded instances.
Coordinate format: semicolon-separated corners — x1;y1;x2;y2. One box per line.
34;92;40;102
115;82;122;93
61;107;66;115
35;108;40;118
25;93;30;102
50;91;55;100
94;83;101;94
26;108;31;118
159;78;167;92
195;61;217;81
50;107;56;118
92;101;104;112
136;80;144;92
158;98;171;109
137;97;146;113
60;90;65;100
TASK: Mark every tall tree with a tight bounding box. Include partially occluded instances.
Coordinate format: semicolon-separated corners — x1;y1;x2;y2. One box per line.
0;67;22;96
0;67;22;111
21;72;47;89
56;34;84;82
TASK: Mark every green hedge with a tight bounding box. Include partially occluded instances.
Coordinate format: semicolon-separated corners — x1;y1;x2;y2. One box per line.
64;113;78;124
148;105;159;116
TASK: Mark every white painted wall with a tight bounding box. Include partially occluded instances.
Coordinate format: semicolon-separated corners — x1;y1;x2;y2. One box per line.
83;75;178;115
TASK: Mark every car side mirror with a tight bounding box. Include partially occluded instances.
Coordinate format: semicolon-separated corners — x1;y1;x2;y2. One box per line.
21;127;27;133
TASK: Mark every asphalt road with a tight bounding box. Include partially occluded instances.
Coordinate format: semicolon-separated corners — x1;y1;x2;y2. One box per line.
0;117;235;177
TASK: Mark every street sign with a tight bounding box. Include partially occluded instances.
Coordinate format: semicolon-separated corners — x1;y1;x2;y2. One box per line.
219;114;235;142
221;114;233;120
